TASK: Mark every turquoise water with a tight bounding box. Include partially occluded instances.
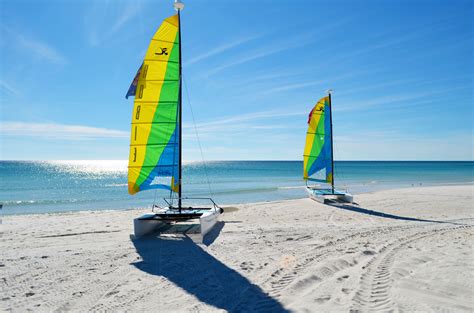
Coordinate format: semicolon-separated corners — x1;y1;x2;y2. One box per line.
1;161;473;215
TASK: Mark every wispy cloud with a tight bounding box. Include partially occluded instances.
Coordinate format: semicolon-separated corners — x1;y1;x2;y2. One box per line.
182;109;306;142
260;73;356;95
334;75;472;97
1;25;67;65
332;34;417;62
204;44;294;77
190;109;305;129
335;78;417;96
84;1;143;46
1;122;129;140
185;34;263;66
335;130;473;161
336;85;471;112
0;80;20;96
18;37;67;65
327;18;459;65
110;2;142;34
201;19;351;78
202;26;336;77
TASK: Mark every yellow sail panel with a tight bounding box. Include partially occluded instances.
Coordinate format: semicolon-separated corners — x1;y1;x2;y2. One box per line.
143;61;179;81
127;14;180;195
135;81;179;102
131;102;177;127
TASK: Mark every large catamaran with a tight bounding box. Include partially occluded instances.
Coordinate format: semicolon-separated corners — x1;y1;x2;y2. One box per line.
303;91;353;204
126;0;222;238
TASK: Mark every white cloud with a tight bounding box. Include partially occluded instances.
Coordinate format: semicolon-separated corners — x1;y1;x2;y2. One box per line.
185;34;263;66
0;80;20;96
204;45;292;77
188;109;305;131
336;85;471;112
84;1;142;47
261;79;329;95
334;131;473;161
200;19;352;78
17;36;67;65
2;26;67;65
203;29;325;77
258;72;362;96
1;122;129;140
110;2;142;33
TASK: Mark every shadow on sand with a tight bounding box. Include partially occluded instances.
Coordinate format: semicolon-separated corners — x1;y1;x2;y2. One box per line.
327;202;461;225
131;221;289;312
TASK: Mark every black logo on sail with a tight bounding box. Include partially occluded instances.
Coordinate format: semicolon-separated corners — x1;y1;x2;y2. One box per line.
155;48;168;55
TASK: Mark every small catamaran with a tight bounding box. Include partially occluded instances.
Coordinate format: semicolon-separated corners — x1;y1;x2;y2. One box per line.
126;0;223;238
303;91;353;204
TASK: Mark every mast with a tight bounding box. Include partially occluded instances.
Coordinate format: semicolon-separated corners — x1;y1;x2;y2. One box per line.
174;0;184;210
328;90;335;194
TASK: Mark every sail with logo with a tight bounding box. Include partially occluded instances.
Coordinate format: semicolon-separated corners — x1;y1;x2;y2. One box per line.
303;91;353;204
126;14;180;195
303;95;333;184
125;0;223;239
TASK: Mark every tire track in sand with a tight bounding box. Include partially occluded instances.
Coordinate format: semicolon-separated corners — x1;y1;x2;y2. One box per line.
263;225;420;298
350;225;472;312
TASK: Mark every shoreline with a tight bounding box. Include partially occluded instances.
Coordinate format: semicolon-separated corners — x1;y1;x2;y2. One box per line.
2;183;474;218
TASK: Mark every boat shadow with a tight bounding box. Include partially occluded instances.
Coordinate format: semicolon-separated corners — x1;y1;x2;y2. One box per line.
130;223;289;312
327;202;462;225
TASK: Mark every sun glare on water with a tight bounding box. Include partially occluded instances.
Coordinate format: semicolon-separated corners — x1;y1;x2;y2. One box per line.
47;160;128;175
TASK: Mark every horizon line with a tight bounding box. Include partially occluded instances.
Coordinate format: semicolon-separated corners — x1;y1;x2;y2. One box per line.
1;159;473;162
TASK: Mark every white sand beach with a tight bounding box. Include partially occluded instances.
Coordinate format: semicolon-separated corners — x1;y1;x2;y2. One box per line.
1;185;473;312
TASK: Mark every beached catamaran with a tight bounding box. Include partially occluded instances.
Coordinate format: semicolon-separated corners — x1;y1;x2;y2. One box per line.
126;0;223;238
304;91;353;203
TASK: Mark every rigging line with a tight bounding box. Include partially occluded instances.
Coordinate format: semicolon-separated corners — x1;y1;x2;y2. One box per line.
153;189;158;212
182;74;214;198
332;129;348;190
169;188;174;207
330;94;347;191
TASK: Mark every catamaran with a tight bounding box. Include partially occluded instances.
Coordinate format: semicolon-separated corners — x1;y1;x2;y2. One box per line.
303;91;353;204
126;0;223;238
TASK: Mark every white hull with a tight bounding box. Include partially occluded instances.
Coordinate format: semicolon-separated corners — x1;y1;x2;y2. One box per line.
199;210;220;238
133;208;221;241
306;187;353;204
133;213;162;238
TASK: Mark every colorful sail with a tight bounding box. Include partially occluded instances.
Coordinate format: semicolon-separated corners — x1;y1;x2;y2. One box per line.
303;96;333;183
127;14;180;195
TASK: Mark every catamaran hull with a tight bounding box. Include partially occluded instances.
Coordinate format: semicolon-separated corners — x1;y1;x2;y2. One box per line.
199;210;220;238
133;208;222;240
306;187;353;204
133;213;161;238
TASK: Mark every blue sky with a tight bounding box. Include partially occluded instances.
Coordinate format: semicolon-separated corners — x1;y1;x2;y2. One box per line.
0;0;472;161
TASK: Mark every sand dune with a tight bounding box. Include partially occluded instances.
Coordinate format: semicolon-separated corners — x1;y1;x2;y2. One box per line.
1;185;473;312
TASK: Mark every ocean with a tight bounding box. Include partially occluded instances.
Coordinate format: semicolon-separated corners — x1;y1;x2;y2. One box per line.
1;161;473;215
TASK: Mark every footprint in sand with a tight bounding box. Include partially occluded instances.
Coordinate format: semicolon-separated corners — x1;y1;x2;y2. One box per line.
105;290;119;297
337;275;350;281
315;295;331;303
240;261;254;271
